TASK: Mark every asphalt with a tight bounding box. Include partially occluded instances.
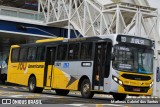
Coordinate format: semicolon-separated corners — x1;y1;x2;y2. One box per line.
0;85;159;107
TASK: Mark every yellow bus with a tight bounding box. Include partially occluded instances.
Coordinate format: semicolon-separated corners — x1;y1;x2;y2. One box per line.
7;34;153;101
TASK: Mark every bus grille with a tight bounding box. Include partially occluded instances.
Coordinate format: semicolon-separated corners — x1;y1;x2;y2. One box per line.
123;85;150;93
121;74;151;80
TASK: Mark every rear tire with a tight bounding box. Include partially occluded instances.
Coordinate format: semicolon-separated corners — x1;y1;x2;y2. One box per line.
28;76;36;93
55;89;69;96
28;76;43;93
80;79;94;98
112;93;127;101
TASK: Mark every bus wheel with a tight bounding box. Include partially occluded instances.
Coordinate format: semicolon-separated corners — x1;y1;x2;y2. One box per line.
112;93;127;101
28;76;36;93
80;79;94;98
55;89;69;96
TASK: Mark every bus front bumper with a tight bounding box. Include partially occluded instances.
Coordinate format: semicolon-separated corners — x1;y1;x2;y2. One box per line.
117;84;152;95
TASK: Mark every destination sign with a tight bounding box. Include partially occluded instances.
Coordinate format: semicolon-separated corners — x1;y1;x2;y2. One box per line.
116;35;152;47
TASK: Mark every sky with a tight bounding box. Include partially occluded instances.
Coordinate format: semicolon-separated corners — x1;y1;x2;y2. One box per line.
148;0;160;13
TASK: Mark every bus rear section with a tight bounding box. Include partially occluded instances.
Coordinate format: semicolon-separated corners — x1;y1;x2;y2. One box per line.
7;45;45;93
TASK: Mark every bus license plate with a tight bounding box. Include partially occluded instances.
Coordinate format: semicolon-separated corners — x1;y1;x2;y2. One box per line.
133;88;140;92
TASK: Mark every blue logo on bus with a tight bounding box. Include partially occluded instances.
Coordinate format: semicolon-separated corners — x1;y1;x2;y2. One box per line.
63;63;69;68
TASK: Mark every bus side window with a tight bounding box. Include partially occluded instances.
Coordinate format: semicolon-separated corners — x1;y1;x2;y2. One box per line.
27;47;37;61
11;48;20;62
19;48;28;62
104;42;112;78
80;42;92;59
68;43;80;60
57;45;68;60
36;47;45;61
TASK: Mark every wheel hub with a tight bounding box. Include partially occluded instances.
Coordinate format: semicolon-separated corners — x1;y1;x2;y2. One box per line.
83;83;89;93
30;81;35;90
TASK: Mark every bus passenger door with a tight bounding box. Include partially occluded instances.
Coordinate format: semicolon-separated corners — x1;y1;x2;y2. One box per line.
44;47;57;87
93;42;110;91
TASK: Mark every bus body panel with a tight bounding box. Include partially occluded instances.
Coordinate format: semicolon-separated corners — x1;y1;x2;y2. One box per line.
53;61;93;90
52;66;79;90
25;62;45;87
7;61;45;87
103;76;112;93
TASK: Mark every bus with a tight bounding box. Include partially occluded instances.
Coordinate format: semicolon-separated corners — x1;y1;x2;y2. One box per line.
7;34;154;101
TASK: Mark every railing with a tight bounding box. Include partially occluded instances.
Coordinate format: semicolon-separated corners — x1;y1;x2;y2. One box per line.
0;5;44;21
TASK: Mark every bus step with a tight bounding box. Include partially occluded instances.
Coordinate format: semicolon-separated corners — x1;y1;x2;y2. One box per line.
44;87;52;90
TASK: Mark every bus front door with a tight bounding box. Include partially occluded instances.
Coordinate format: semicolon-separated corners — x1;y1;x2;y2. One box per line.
93;42;107;91
44;47;56;87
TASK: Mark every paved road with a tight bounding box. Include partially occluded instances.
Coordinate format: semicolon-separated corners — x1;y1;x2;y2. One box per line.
0;85;159;107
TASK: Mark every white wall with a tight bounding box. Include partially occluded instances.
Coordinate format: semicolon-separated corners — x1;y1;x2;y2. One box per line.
148;0;160;34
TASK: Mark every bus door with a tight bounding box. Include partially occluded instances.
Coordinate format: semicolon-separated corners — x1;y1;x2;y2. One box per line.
93;42;111;91
44;47;57;87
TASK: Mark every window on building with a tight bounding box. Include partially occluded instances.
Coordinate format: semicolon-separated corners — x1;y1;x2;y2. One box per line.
68;43;80;60
19;48;28;61
11;48;20;62
27;47;37;61
80;42;93;60
57;45;68;60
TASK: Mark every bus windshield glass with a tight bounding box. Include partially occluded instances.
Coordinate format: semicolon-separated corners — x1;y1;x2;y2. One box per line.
113;45;153;74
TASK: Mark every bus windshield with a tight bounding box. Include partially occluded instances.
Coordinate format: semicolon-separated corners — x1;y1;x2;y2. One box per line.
113;45;153;74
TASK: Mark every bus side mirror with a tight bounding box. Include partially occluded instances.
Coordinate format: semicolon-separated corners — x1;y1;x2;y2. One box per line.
111;54;115;61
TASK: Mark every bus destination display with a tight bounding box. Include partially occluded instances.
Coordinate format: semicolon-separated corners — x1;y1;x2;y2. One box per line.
117;35;152;47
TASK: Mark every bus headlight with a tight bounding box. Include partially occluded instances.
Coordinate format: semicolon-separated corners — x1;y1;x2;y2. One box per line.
112;75;123;86
150;82;153;87
118;80;123;85
113;76;118;82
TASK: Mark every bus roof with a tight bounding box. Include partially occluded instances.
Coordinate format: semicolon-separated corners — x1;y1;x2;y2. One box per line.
35;37;64;43
11;45;20;48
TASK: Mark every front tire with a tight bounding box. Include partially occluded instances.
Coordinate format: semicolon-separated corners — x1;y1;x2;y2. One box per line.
112;93;127;101
80;79;94;98
55;89;69;96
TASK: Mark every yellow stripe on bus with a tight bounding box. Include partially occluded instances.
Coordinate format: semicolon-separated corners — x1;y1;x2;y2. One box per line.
36;37;64;43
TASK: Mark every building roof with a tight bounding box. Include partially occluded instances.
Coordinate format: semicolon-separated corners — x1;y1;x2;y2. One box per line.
0;0;38;10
